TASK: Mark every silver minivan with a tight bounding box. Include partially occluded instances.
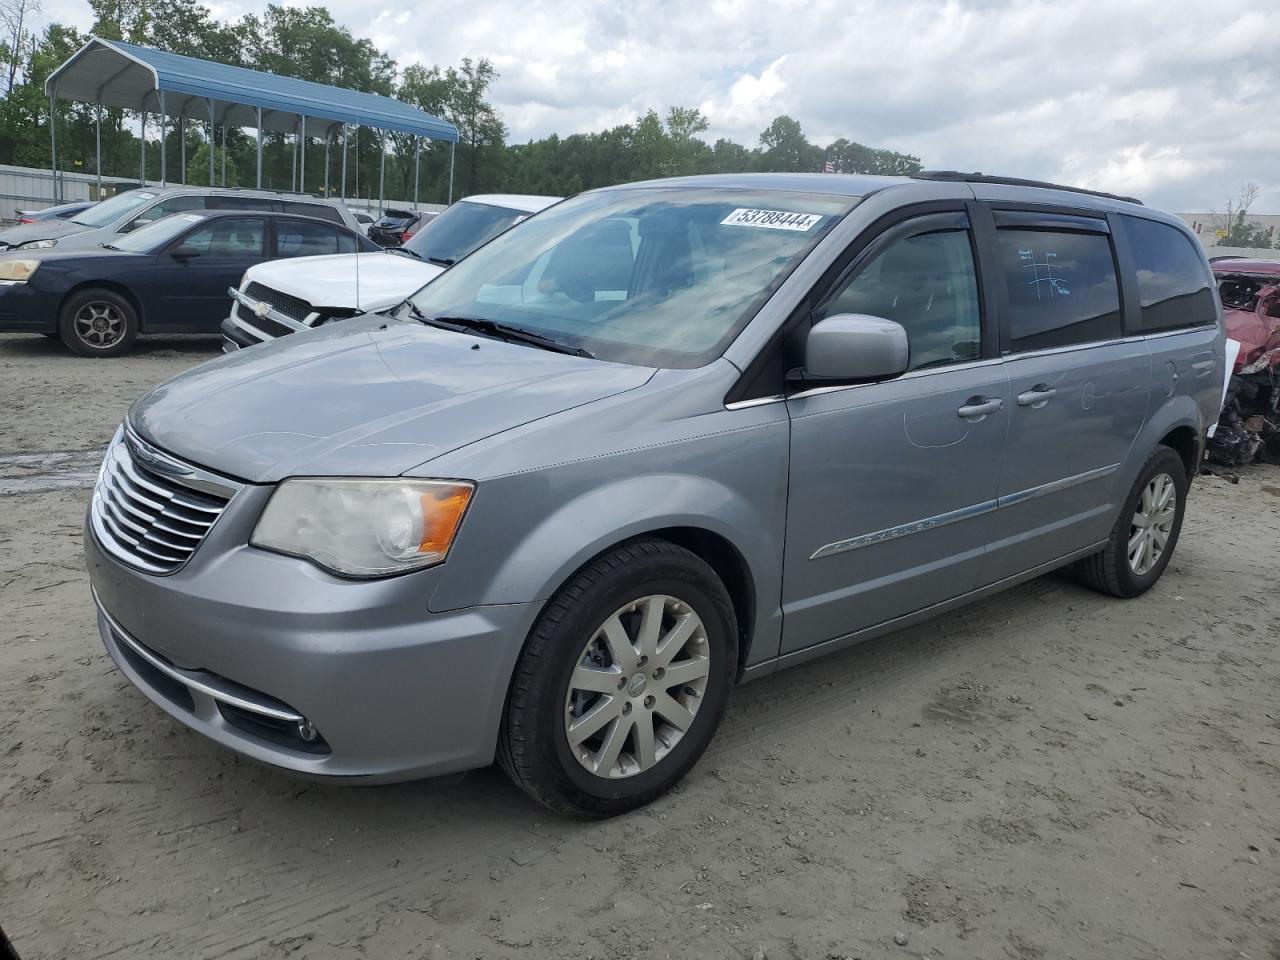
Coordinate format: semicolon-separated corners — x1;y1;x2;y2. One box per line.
85;172;1226;816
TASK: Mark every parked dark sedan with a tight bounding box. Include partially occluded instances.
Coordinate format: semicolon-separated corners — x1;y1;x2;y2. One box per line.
0;209;377;356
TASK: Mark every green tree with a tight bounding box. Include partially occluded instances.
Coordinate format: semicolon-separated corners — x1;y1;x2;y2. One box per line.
186;141;239;185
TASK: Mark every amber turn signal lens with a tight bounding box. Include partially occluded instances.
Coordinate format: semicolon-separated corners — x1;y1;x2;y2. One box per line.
419;486;472;555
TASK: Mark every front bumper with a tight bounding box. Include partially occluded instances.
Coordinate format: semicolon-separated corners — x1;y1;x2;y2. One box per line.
86;516;541;782
0;280;56;332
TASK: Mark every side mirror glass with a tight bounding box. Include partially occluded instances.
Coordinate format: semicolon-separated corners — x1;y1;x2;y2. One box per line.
170;244;200;260
803;313;909;382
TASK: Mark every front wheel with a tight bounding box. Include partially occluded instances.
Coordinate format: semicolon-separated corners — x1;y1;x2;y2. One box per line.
58;288;138;357
1075;445;1188;598
498;539;737;817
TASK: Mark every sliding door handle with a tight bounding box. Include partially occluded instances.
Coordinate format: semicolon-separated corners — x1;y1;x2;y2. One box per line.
1016;385;1056;408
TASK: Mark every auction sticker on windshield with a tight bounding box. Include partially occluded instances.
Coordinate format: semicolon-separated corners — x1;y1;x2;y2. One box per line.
721;208;824;231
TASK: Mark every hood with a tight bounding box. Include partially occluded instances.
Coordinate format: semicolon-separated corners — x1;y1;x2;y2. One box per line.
246;251;444;312
130;314;654;483
0;217;90;248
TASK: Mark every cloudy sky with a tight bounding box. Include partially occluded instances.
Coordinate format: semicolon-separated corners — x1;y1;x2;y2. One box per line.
42;0;1279;212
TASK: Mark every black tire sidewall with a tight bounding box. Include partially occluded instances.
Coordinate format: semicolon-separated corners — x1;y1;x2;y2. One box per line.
58;289;138;357
1114;448;1187;595
526;550;736;811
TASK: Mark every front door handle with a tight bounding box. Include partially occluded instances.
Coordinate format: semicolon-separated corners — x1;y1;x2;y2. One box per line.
1016;385;1056;408
957;397;1004;420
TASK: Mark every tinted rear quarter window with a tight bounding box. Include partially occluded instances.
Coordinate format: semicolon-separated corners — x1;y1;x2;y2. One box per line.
1121;215;1216;331
207;195;275;212
287;202;344;225
996;228;1121;352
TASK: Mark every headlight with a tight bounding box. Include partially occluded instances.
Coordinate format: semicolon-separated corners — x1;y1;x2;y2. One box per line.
251;478;474;577
19;239;56;249
0;259;40;281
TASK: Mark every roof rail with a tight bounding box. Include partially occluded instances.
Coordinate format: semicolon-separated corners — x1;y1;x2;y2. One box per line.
911;170;1143;206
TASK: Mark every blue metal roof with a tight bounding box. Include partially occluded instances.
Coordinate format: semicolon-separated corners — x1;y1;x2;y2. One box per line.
46;37;458;142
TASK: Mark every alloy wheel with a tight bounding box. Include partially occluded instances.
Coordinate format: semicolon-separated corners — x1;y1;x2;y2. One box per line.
73;300;126;348
1128;472;1176;576
564;595;711;779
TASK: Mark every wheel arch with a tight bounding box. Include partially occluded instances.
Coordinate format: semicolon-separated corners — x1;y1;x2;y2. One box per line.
60;280;144;329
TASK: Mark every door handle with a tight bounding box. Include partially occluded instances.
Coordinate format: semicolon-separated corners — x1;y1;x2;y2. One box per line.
1016;385;1056;408
957;397;1004;420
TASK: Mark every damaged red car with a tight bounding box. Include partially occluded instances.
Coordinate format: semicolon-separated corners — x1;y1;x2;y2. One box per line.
1209;257;1280;465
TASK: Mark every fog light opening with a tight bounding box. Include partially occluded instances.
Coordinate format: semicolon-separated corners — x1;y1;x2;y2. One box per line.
296;718;319;743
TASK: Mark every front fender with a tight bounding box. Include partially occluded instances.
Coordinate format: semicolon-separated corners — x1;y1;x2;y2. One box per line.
428;421;790;666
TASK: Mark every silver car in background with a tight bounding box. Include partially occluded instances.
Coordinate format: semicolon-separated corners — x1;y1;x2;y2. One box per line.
85;172;1225;816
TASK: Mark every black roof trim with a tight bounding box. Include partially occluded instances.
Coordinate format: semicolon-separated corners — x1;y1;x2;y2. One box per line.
911;170;1143;206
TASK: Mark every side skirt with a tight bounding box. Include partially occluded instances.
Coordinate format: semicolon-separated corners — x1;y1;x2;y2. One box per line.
740;540;1108;683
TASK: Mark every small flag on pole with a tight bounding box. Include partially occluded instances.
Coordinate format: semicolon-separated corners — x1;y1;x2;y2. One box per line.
823;160;836;174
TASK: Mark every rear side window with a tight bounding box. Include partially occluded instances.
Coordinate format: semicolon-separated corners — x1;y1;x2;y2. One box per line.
276;220;344;257
129;194;204;228
182;217;265;256
1121;216;1216;331
817;227;982;370
996;228;1121;352
286;201;344;225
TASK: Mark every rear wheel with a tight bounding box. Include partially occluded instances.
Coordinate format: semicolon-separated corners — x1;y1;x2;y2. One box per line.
1076;445;1187;598
498;538;737;817
58;288;138;358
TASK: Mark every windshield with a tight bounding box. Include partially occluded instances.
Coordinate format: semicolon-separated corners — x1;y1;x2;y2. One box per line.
402;200;531;263
109;212;205;253
405;188;853;368
70;190;157;227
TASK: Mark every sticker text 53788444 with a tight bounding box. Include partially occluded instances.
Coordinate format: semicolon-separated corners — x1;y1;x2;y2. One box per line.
720;208;824;232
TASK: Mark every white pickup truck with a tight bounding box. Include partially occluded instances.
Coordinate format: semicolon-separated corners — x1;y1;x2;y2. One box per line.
221;194;560;350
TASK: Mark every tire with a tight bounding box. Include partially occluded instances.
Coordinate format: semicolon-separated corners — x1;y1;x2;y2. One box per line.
498;538;738;817
58;288;138;357
1075;445;1187;598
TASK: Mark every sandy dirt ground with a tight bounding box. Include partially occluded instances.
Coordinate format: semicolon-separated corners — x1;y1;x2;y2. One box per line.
1;333;1277;960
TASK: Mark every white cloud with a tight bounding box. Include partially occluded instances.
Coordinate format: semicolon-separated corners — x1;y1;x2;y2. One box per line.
36;0;1280;211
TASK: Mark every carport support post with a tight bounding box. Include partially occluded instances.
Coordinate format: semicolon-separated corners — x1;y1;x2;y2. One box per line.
94;103;103;198
139;107;146;185
207;99;215;187
323;130;330;196
340;125;348;202
220;123;227;185
179;113;186;185
48;90;58;202
290;126;297;192
413;136;420;209
299;116;306;194
377;135;384;209
255;106;263;189
448;141;455;205
158;90;167;186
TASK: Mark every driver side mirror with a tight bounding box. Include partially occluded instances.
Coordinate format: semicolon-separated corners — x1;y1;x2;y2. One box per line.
803;313;909;381
170;244;200;261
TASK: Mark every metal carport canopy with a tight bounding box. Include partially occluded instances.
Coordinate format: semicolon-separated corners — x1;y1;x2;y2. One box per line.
45;37;459;141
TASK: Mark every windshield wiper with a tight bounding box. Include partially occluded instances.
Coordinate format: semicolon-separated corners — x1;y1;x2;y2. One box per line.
99;242;121;251
407;307;594;358
388;246;422;259
425;256;455;267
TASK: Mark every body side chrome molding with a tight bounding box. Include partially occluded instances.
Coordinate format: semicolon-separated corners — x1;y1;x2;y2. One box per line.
810;498;997;560
996;462;1119;509
809;463;1120;561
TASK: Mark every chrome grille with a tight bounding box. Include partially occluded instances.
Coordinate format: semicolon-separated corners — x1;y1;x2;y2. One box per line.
245;282;312;323
90;430;234;574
